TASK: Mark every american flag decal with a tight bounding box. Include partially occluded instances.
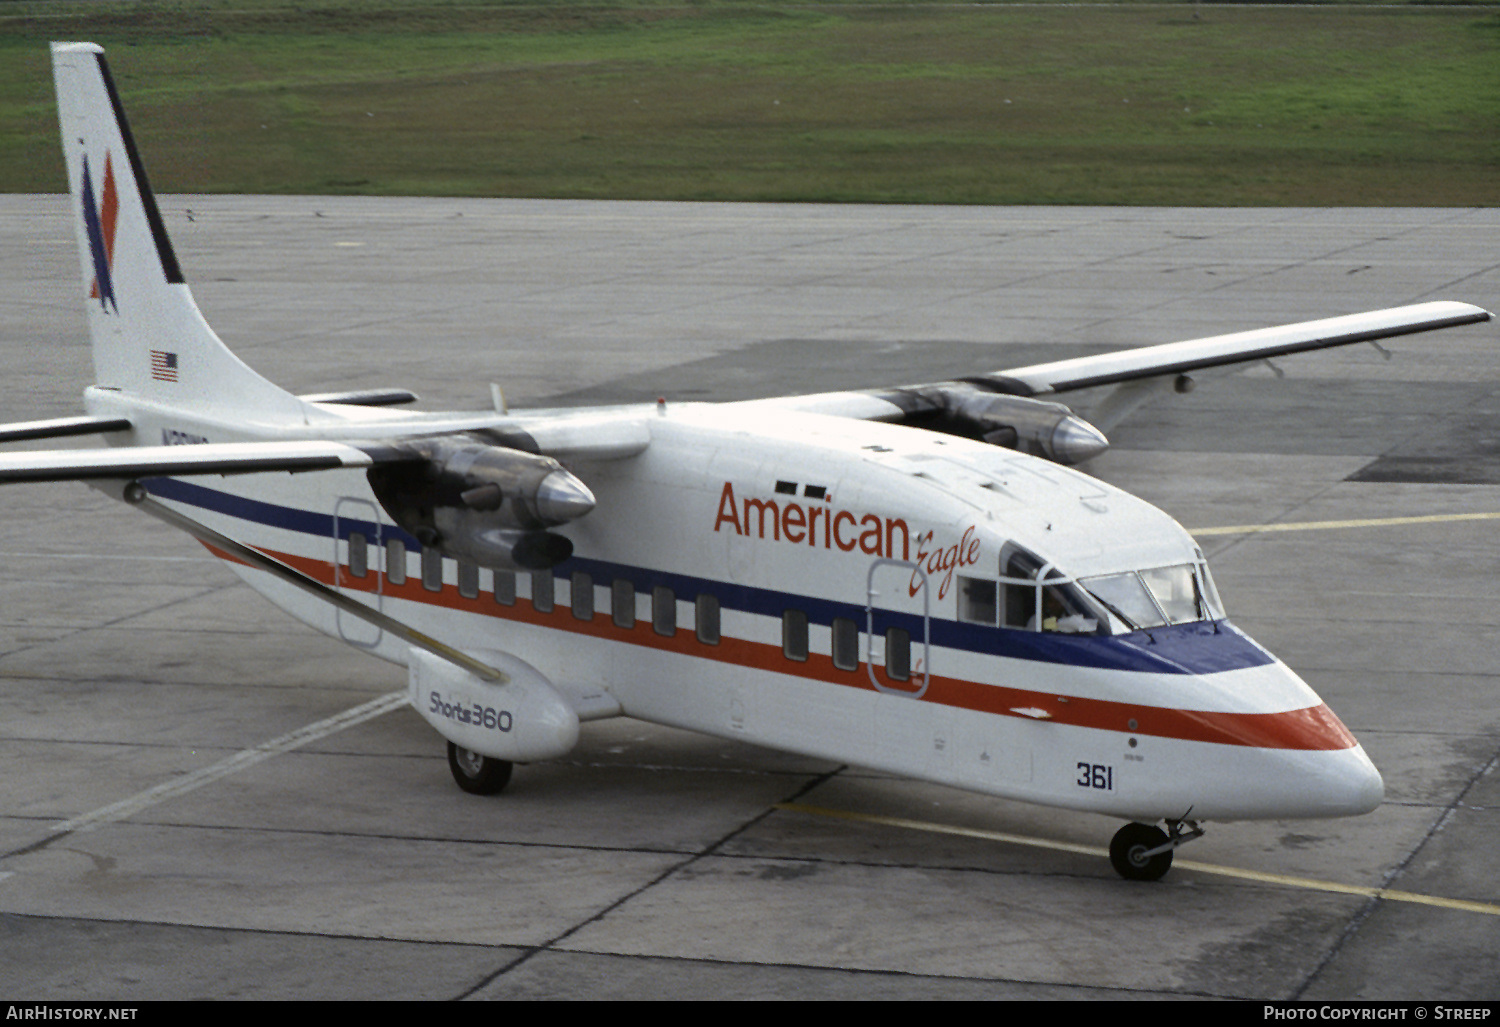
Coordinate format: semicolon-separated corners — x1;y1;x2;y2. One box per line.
150;350;178;382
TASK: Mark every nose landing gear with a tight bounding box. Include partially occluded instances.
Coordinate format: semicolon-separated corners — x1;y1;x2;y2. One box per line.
1109;818;1204;881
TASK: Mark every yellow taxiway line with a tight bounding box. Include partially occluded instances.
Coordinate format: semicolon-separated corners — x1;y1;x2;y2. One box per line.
1192;511;1500;536
774;803;1500;918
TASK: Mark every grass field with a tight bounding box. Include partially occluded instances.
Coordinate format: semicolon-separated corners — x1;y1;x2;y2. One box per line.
1;1;1496;204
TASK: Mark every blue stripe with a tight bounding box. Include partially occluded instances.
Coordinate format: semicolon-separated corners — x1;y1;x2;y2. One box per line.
145;477;420;546
146;478;1273;676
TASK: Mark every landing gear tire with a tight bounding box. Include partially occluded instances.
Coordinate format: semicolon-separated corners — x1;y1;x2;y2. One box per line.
447;742;513;795
1110;822;1173;881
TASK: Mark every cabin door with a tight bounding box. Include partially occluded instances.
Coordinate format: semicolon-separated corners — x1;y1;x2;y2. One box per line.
333;497;383;648
865;558;930;698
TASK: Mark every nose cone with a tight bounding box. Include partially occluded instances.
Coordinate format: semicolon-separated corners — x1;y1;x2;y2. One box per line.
1136;656;1385;821
1158;738;1385;822
1050;416;1109;464
1317;744;1385;817
533;469;596;525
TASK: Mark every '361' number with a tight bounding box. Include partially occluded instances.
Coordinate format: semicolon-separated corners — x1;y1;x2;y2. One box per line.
1076;762;1113;790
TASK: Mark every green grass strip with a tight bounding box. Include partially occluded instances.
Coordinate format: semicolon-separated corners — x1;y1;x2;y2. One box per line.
2;2;1496;204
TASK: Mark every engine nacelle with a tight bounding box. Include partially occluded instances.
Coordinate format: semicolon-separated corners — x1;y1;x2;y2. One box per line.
369;436;595;571
408;648;580;763
919;384;1109;464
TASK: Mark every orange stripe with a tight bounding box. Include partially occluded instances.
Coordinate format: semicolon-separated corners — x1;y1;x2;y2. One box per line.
204;541;1356;752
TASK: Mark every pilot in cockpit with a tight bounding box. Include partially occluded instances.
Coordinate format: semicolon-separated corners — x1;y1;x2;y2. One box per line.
1029;587;1098;634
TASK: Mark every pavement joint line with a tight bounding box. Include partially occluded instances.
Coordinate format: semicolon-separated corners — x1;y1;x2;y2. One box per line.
774;803;1500;918
1191;511;1500;536
6;689;407;857
458;763;851;999
0;551;216;563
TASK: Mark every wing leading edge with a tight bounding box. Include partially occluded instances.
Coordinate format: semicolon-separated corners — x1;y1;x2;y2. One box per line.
732;300;1492;462
0;440;404;484
980;301;1493;396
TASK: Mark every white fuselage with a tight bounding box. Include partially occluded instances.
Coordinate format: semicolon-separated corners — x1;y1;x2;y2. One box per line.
98;390;1384;825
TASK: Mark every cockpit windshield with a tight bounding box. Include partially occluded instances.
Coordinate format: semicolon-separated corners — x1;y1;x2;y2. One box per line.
1080;558;1225;631
955;546;1226;636
1079;571;1166;629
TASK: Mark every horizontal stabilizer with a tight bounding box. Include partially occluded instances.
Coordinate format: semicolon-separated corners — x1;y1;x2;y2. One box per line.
0;439;410;484
300;389;420;408
0;415;131;443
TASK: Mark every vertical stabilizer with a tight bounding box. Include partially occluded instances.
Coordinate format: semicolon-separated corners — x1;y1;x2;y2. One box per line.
51;42;305;421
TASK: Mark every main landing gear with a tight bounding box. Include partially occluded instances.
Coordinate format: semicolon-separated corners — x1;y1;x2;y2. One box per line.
1109;819;1204;881
447;742;513;795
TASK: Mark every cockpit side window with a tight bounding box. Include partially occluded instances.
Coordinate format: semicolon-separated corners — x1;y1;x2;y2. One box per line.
1195;549;1226;620
957;576;998;626
995;544;1104;635
1000;545;1042;629
1034;583;1103;635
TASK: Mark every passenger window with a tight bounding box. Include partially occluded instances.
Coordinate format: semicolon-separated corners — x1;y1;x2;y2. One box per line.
782;610;809;662
958;576;999;625
652;585;676;637
531;571;554;613
572;572;594;621
385;538;406;586
347;532;368;578
695;593;720;645
831;617;858;672
421;547;443;592
612;578;635;629
885;627;911;681
458;561;479;599
493;570;516;606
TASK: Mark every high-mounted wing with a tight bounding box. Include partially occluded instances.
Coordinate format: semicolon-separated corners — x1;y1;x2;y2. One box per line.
0;439;396;484
0;426;600;569
739;300;1492;463
974;301;1491;396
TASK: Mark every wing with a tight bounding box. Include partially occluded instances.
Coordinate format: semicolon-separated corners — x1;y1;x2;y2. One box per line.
736;300;1493;463
0;439;397;484
973;301;1492;396
0;403;653;485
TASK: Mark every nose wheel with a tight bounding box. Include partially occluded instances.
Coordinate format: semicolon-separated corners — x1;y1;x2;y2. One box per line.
1109;819;1203;881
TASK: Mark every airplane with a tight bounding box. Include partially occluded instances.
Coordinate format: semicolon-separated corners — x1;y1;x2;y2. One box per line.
9;41;1491;882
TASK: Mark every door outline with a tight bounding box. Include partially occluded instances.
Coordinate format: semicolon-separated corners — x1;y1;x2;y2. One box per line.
866;558;931;699
333;497;383;648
